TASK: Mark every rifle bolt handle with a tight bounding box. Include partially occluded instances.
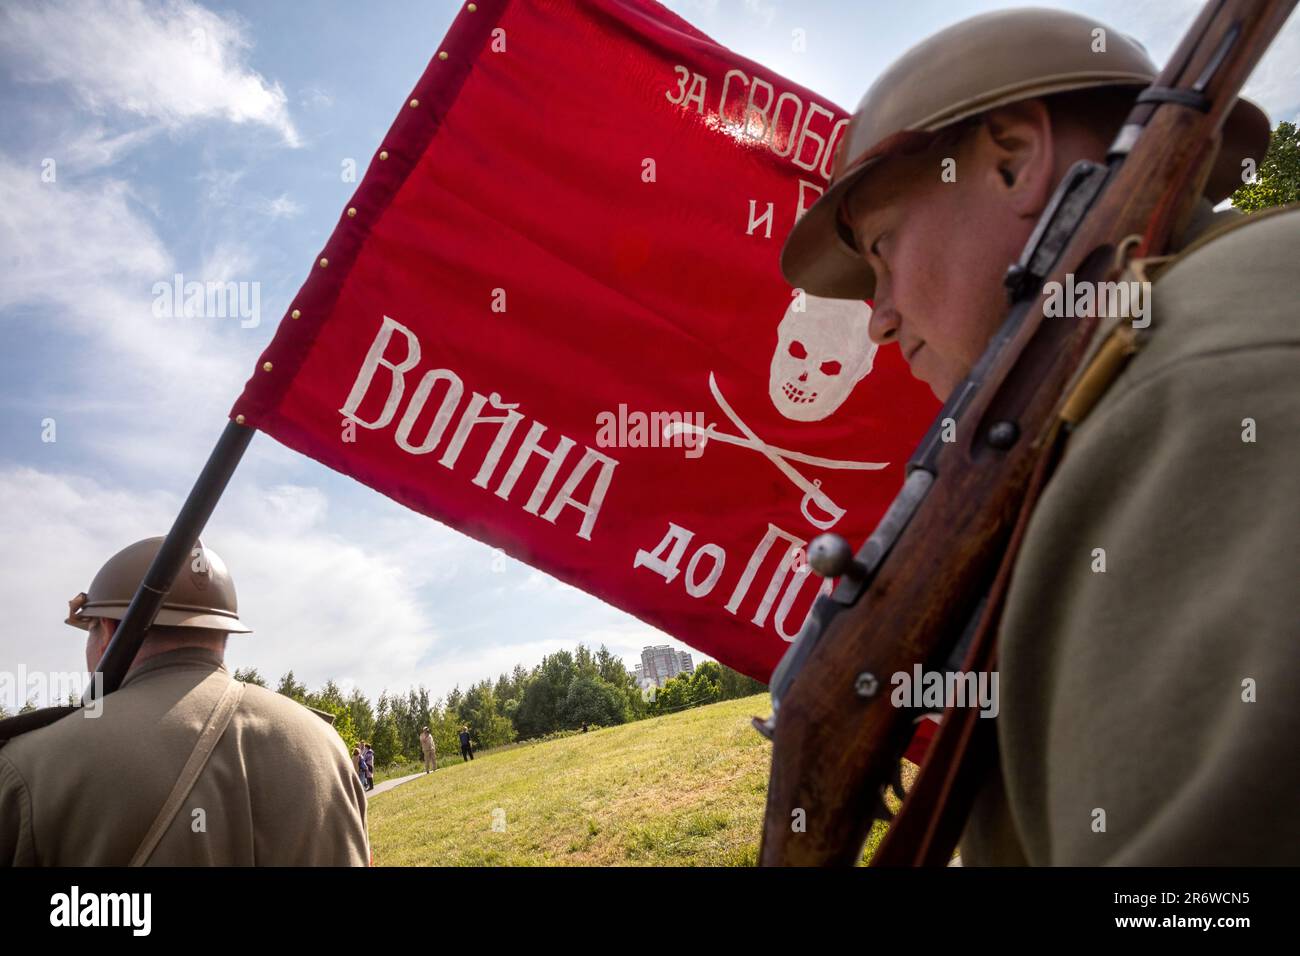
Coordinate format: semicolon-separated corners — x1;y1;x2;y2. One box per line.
807;533;863;580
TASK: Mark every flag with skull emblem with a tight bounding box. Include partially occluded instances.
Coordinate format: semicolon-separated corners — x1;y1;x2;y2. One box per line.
231;0;938;680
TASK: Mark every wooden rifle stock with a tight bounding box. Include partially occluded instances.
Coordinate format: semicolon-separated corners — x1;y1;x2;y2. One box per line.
758;0;1296;867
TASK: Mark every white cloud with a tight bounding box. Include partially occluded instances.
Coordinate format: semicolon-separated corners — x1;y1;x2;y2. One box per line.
257;193;302;219
1242;19;1300;123
0;147;277;490
197;240;257;284
0;153;249;415
0;467;180;704
0;156;170;312
59;125;163;172
0;0;299;147
196;167;303;221
299;86;334;111
517;569;586;599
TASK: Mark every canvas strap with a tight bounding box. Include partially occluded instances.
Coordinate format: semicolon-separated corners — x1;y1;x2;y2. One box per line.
129;679;244;867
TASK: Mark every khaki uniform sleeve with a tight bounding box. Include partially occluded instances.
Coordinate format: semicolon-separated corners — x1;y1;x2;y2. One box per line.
0;755;37;866
993;344;1300;864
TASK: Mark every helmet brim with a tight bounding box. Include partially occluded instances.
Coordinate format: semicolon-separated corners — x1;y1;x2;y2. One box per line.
69;602;252;634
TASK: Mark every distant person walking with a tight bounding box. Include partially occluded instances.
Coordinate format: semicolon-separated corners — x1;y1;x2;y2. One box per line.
419;726;437;773
353;747;368;790
363;742;375;790
458;725;474;762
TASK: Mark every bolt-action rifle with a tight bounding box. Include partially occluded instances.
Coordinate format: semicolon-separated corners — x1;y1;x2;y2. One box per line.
756;0;1296;866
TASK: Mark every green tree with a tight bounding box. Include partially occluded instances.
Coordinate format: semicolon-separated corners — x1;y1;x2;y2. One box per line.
347;688;375;745
275;670;308;702
562;675;629;727
331;706;358;753
430;701;463;760
402;688;432;759
371;695;403;766
301;680;360;753
461;681;512;748
502;697;520;723
444;686;464;720
687;663;723;706
514;651;576;737
594;645;626;685
574;643;599;679
717;663;767;701
591;645;646;720
1230;121;1299;213
232;667;267;687
493;672;517;713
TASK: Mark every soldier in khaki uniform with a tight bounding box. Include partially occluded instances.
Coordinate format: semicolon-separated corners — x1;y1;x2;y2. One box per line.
782;8;1299;864
0;537;370;865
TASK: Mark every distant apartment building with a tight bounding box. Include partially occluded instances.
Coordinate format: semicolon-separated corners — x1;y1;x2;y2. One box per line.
639;645;695;688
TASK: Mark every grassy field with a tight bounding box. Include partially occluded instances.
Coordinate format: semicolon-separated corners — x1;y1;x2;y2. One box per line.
367;693;894;866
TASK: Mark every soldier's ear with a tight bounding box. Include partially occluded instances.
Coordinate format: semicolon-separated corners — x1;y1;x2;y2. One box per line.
95;618;118;651
980;100;1055;219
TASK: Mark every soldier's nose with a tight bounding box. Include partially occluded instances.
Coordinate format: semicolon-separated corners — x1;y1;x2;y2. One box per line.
869;304;901;345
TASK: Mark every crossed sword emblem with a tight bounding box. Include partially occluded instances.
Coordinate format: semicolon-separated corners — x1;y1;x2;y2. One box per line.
663;373;889;531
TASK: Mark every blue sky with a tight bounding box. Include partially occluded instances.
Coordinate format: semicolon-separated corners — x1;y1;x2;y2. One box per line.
2;0;1296;707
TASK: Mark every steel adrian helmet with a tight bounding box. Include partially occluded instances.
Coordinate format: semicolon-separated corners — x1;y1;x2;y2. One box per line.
66;536;252;633
781;7;1272;299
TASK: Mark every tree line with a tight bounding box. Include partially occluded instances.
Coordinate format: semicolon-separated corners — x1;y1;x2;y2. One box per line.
230;644;766;768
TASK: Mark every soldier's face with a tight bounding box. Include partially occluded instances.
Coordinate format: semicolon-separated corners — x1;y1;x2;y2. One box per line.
843;104;1062;400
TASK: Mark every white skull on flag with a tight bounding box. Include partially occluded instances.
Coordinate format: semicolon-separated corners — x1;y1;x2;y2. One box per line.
769;295;877;421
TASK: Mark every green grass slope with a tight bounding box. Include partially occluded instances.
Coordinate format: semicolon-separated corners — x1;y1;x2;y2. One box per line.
368;692;897;866
368;693;787;866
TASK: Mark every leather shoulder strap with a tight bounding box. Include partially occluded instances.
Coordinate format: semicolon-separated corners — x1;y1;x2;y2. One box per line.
130;679;244;867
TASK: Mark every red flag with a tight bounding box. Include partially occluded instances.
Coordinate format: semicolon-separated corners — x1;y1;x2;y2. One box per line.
233;0;938;681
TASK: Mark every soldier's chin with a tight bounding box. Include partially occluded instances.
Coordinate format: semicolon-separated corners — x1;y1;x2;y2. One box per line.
909;349;953;402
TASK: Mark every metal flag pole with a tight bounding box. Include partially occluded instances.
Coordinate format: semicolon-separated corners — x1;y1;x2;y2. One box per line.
87;419;256;700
